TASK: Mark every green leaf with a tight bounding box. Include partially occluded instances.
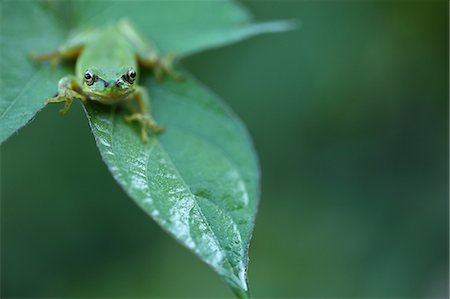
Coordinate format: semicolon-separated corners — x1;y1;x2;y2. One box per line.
0;1;292;297
84;74;259;298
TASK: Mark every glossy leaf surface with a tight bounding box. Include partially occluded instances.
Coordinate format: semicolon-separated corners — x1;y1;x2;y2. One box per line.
85;75;259;297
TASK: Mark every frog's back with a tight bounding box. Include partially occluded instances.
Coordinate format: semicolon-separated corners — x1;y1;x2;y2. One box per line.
76;25;137;78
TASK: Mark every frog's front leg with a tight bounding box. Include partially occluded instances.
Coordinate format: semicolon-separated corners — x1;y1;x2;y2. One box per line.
117;19;182;80
124;86;164;143
47;76;86;114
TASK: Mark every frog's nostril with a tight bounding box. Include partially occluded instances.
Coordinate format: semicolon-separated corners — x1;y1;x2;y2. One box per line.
103;81;109;87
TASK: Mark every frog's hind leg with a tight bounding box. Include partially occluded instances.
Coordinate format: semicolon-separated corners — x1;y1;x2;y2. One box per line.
117;19;182;80
30;46;83;68
29;29;96;67
47;75;86;114
124;86;164;143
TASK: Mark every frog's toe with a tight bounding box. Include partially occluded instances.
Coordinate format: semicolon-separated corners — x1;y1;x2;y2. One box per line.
150;124;165;134
140;128;150;144
124;112;164;142
124;114;137;123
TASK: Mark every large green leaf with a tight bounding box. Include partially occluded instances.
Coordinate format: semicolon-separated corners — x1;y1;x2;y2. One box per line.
84;74;259;297
0;1;292;297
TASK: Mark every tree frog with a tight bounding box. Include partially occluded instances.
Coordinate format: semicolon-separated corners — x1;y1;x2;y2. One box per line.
30;20;180;143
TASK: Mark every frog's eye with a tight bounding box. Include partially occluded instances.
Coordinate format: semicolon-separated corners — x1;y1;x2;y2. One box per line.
84;71;96;86
125;69;136;84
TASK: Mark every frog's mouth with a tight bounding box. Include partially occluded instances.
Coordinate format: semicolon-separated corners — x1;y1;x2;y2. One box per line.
84;87;135;102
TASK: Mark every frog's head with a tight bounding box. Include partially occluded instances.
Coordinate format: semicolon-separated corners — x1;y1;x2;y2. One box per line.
82;66;136;99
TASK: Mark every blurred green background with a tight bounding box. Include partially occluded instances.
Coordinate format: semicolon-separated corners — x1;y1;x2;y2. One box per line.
1;1;448;298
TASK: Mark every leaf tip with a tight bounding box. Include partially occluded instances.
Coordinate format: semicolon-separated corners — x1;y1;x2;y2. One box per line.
232;286;252;299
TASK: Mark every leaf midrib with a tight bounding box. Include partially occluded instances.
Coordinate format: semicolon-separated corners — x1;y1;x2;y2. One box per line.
150;137;246;288
95;107;246;288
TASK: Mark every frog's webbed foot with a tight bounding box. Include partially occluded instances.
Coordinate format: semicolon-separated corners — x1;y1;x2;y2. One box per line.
124;112;164;143
153;53;183;81
47;95;74;114
47;76;86;114
125;86;164;143
138;53;183;81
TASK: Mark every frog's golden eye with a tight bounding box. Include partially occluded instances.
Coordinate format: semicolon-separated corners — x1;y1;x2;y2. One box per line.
84;71;96;86
125;69;136;84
